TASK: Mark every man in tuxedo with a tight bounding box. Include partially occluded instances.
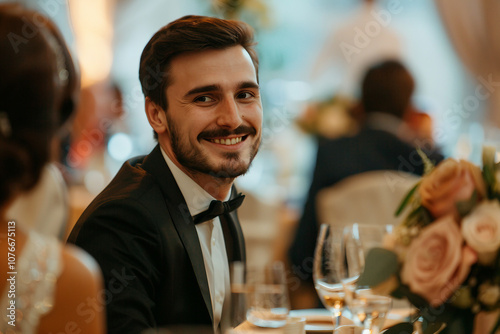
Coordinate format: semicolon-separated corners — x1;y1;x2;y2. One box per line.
68;15;262;333
288;60;443;305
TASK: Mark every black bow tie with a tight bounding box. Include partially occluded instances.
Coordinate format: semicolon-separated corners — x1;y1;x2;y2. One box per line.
192;194;245;225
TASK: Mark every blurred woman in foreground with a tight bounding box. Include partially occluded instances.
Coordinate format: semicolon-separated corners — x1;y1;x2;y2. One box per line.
0;4;105;333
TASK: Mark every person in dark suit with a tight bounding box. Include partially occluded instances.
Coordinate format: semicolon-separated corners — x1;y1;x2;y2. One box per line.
288;60;443;306
68;15;262;333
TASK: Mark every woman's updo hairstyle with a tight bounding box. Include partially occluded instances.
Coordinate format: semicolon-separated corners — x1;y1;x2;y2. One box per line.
0;4;65;206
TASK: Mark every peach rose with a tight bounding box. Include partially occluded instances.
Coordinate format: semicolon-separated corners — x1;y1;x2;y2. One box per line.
462;201;500;265
401;216;477;307
419;159;486;219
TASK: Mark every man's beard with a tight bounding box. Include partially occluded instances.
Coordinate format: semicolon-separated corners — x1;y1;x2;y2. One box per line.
168;120;260;179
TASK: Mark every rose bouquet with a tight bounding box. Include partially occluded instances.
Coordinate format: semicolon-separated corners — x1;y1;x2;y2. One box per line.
359;147;500;334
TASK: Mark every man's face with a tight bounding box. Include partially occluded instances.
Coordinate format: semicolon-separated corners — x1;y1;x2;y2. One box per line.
160;45;262;180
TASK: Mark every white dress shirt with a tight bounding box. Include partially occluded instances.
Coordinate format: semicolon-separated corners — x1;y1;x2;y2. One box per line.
365;112;415;143
160;148;231;331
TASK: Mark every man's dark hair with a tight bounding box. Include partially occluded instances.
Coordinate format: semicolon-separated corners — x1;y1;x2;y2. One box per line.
139;15;258;114
361;59;415;119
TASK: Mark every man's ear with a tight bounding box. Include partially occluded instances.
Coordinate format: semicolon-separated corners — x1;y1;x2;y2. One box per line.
145;97;168;135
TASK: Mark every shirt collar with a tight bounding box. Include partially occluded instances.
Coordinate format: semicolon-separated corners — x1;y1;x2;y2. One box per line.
365;112;412;139
160;147;230;216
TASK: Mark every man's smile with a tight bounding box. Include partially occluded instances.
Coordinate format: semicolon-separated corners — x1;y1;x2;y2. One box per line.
208;135;247;146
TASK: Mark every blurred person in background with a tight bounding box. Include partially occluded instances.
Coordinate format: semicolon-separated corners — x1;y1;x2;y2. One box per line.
309;0;403;99
68;15;262;334
288;59;443;307
0;3;105;333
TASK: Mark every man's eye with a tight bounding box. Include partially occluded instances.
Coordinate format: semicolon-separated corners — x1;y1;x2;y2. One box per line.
195;96;215;103
237;92;254;99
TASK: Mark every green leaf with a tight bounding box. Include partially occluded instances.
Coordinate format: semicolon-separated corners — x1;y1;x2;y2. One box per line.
389;284;406;300
383;322;414;334
391;284;477;333
395;181;421;217
483;145;496;168
455;190;477;218
494;252;500;281
418;207;434;227
404;205;433;229
483;146;497;198
417;148;435;175
442;312;475;334
397;284;433;311
483;163;496;199
451;286;474;309
357;248;399;288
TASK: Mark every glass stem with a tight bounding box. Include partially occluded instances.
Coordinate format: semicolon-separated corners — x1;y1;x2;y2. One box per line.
336;314;341;328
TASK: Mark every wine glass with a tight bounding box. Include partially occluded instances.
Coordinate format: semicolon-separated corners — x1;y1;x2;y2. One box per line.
244;261;290;328
230;261;248;328
313;224;351;330
343;223;393;334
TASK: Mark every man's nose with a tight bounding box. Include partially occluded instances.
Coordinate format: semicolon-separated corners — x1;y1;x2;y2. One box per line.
216;98;243;129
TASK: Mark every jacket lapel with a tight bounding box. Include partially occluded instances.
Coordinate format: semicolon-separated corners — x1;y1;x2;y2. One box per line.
221;204;246;264
140;145;213;322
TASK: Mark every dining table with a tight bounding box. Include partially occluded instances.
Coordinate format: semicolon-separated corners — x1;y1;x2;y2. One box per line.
231;306;414;334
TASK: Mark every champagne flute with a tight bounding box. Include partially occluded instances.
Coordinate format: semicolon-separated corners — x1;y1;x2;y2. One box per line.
343;223;393;334
313;224;351;330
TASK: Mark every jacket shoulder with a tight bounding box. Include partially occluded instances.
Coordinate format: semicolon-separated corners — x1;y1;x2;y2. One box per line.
67;156;167;242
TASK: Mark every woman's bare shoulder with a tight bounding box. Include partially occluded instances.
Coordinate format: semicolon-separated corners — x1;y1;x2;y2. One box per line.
37;244;106;334
62;244;103;283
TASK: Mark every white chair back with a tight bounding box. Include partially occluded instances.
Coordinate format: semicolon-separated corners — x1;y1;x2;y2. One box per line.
316;170;420;229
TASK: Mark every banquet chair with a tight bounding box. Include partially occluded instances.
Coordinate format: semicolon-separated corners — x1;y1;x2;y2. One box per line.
316;170;420;229
316;170;420;310
237;190;281;269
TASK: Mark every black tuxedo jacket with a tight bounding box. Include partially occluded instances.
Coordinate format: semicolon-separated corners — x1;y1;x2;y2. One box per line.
68;145;246;334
